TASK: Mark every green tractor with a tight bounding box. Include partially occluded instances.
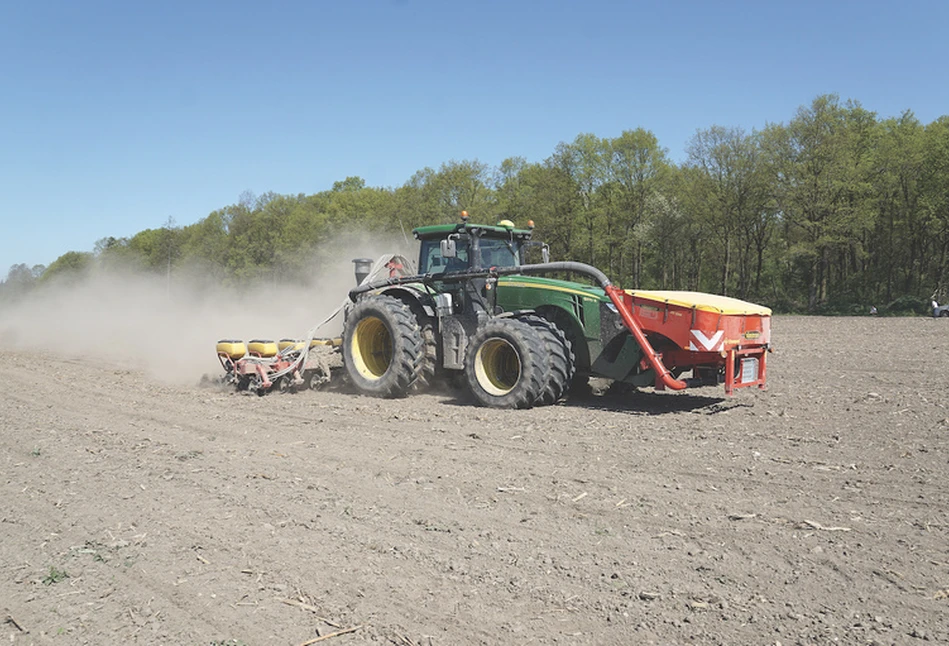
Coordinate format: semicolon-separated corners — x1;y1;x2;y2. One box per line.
343;214;772;408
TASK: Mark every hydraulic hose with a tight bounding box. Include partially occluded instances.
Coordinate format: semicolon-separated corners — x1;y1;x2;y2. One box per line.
348;261;612;299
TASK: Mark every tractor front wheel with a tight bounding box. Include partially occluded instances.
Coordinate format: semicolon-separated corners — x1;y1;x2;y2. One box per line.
343;295;424;398
465;318;550;409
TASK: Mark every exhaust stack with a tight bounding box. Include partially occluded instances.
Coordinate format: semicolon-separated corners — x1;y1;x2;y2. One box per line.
352;258;374;285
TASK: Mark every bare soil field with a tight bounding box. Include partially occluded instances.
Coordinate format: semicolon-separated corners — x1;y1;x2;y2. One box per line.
2;315;948;645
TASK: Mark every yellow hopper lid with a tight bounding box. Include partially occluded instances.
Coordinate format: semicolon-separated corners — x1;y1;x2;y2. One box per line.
627;290;772;316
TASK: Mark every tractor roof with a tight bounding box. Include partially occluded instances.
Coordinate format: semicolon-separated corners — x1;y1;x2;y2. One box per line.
413;222;533;240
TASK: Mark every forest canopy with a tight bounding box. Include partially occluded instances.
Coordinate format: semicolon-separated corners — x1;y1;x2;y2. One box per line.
4;94;949;314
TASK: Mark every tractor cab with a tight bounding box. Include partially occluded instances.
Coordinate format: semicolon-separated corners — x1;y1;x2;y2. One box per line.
413;215;537;275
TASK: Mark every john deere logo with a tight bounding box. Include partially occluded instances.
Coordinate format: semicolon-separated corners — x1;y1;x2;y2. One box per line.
743;330;761;340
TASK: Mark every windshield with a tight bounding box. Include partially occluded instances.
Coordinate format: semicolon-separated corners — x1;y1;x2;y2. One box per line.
478;238;519;269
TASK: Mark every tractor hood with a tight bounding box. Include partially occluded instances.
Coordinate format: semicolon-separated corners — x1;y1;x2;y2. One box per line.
498;274;607;299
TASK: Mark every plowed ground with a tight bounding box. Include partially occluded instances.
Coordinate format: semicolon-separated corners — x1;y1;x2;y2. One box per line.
2;316;948;645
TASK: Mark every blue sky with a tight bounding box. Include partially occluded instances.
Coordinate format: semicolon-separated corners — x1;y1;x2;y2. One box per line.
2;0;947;273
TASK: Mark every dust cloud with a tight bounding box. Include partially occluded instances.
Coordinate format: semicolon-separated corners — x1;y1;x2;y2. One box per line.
0;234;412;384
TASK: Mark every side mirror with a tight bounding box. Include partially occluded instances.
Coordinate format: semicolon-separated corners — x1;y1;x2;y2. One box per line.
521;240;550;264
440;238;457;259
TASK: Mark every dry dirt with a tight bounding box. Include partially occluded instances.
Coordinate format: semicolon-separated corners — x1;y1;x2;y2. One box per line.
2;314;948;645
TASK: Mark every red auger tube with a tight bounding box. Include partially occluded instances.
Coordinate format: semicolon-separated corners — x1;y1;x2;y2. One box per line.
603;285;687;391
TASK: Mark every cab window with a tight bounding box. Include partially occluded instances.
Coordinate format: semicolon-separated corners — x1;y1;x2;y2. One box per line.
419;239;469;274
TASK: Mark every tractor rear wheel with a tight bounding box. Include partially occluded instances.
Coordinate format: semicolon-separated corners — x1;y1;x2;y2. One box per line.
518;315;575;405
343;295;424;398
465;318;550;409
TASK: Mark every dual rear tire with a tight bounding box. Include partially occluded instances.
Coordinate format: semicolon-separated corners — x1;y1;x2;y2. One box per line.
517;315;575;405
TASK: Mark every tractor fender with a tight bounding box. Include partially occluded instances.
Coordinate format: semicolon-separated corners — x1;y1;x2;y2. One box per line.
357;285;436;321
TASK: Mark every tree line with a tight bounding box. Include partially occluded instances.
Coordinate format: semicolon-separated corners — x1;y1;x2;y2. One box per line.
4;94;948;314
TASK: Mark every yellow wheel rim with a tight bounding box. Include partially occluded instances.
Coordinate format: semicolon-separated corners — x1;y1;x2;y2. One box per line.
351;316;392;380
474;338;521;396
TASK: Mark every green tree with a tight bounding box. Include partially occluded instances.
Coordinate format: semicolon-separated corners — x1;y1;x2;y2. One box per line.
124;222;184;274
1;264;44;302
671;164;716;292
179;211;229;279
40;251;93;283
332;176;367;193
549;135;608;266
687;125;772;297
761;95;877;310
920;116;949;295
505;160;581;263
867;112;926;302
394;161;496;231
431;159;495;220
638;192;695;289
606;128;670;286
493;156;529;223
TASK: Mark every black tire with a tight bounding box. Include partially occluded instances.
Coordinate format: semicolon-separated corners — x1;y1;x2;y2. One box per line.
343;295;424;398
465;318;550;409
518;314;575;405
941;310;949;318
414;320;439;391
